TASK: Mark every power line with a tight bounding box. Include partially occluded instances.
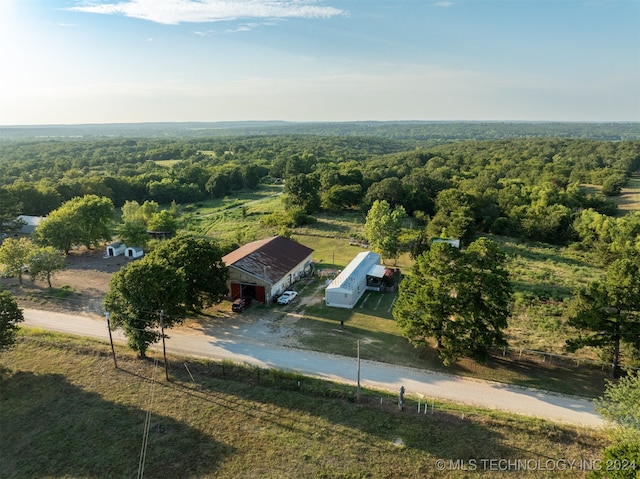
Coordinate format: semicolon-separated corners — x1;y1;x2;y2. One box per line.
138;358;159;479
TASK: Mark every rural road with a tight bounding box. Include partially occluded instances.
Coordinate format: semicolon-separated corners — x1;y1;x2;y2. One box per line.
21;308;605;428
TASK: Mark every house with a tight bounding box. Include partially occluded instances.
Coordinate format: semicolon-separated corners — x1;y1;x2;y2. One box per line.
106;242;127;257
222;236;314;304
325;251;384;309
125;246;144;259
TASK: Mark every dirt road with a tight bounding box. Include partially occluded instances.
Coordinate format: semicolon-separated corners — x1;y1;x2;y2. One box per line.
21;308;604;428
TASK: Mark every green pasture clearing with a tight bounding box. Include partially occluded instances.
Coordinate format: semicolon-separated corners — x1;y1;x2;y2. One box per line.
154;159;183;167
0;331;605;479
615;174;640;214
182;185;284;241
190;200;614;394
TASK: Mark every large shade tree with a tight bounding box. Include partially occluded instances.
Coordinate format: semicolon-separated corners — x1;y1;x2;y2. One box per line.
393;238;512;365
566;258;640;378
0;237;33;284
104;258;187;359
148;235;228;312
35;195;114;253
365;200;407;264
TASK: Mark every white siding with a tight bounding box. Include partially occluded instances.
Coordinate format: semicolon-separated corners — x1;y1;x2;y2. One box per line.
325;251;380;309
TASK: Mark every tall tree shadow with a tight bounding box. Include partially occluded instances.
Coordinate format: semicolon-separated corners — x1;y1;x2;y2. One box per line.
0;370;234;478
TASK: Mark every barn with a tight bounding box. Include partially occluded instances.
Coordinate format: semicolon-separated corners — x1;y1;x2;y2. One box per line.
222;236;314;305
325;251;383;309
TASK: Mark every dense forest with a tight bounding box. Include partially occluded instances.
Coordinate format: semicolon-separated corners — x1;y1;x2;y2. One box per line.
1;122;639;251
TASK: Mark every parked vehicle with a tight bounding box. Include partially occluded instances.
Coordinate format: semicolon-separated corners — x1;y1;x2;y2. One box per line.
232;297;251;312
277;291;298;305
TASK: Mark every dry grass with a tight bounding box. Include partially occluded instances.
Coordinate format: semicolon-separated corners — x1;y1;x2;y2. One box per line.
0;331;606;479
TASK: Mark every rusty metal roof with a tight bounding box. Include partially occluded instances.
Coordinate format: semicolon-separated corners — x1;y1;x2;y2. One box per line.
222;235;313;284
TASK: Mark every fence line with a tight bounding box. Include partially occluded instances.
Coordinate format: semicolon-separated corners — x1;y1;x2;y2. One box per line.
495;346;640;372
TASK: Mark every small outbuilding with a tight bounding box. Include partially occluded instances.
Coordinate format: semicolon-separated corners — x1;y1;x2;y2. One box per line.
222;235;314;304
106;242;126;257
325;251;382;309
125;246;144;259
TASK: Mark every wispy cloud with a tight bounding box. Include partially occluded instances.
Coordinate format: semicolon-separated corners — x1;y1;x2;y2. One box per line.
433;1;454;7
70;0;346;25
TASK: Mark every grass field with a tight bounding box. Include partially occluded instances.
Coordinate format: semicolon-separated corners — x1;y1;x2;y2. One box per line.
0;331;606;479
615;174;640;214
182;193;621;397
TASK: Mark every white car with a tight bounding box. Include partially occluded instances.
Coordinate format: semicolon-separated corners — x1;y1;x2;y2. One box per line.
277;291;298;305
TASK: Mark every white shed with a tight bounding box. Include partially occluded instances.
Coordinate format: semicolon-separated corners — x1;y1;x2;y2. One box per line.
106;242;126;257
325;251;381;309
125;247;144;259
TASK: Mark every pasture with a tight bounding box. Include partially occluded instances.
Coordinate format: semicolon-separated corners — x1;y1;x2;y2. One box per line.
0;331;605;479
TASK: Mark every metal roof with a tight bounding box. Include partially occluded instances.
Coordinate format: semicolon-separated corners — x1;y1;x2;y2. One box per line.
222;236;314;285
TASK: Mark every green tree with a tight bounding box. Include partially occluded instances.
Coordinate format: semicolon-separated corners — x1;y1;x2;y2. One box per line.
365;200;407;264
0;187;25;235
116;221;149;249
35;195;114;252
148;236;228;312
363;177;406;211
592;373;640;479
0;291;24;352
427;189;477;243
27;246;66;288
283;174;321;214
147;210;179;235
0;237;33;284
121;200;160;226
103;259;187;359
566;259;640;378
393;239;512;365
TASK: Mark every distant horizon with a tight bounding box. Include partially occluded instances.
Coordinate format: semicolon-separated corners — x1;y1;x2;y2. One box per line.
2;1;638;126
3;119;640;129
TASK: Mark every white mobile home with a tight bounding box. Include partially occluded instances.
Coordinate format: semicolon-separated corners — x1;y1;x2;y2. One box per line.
325;251;382;309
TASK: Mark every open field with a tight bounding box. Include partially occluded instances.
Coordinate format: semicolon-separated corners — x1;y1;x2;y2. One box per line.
1;211;618;397
615;174;640;214
0;331;606;479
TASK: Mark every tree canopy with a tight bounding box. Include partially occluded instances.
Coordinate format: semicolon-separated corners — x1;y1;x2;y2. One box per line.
147;235;228;312
103;258;187;359
365;200;407;264
566;259;640;378
35;195;114;253
592;372;640;478
0;291;24;352
393;238;512;365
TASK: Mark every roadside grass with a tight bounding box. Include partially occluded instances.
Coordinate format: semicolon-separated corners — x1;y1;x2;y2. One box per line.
0;331;606;479
283;277;609;398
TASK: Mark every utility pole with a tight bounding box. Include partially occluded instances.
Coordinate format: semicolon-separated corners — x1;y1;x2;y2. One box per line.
105;312;117;369
356;340;361;402
160;310;169;381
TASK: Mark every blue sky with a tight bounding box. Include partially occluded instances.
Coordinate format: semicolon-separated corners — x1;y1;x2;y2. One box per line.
1;0;638;125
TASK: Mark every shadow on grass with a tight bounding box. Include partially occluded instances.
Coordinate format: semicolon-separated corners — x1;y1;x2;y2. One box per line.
165;358;601;468
0;369;234;479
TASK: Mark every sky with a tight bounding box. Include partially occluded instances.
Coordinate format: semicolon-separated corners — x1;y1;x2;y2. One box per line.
1;0;638;125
